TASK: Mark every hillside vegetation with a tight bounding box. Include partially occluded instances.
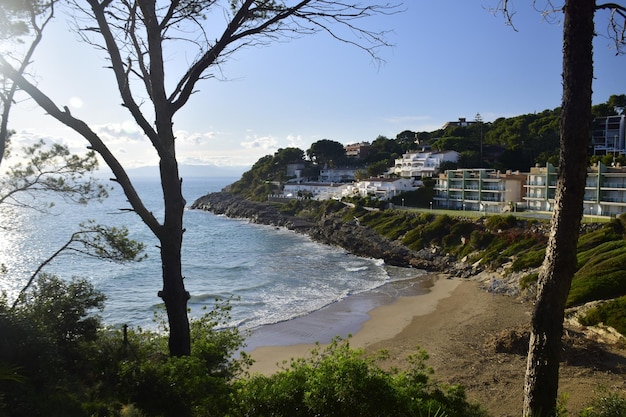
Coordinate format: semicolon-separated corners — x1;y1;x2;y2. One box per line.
228;95;626;202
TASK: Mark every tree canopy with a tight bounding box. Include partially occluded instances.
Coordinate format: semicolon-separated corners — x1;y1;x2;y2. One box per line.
306;139;347;168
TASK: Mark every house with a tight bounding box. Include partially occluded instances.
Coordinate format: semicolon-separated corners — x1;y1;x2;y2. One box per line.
392;150;459;178
441;117;479;129
524;161;626;217
434;168;527;213
344;142;371;160
319;167;359;183
343;177;418;201
286;162;305;179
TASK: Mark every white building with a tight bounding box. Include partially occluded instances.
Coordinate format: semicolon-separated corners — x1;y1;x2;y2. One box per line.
392;150;459;178
343;178;418;201
282;182;347;200
319;167;359;183
590;114;625;157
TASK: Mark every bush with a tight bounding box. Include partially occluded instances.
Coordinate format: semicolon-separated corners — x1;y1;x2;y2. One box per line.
580;388;626;417
116;301;250;417
0;274;106;417
485;214;517;231
511;248;546;272
520;272;540;290
0;278;251;417
578;296;626;336
231;338;487;417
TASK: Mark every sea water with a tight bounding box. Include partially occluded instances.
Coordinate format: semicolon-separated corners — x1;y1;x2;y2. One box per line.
0;176;423;330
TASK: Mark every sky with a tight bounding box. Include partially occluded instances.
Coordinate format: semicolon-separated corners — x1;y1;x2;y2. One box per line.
5;1;626;175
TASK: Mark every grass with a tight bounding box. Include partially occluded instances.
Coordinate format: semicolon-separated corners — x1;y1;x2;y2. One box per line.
568;240;626;306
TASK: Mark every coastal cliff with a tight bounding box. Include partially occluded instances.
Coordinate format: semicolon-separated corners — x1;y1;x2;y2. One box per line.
190;192;445;271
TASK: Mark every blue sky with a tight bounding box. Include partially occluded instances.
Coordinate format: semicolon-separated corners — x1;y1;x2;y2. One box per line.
7;1;625;173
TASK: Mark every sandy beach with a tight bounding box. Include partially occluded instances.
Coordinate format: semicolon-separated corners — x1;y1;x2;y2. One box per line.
246;273;459;374
245;274;626;417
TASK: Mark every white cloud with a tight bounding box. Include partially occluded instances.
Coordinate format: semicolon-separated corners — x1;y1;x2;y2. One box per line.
286;134;306;149
240;134;278;151
95;121;145;142
68;97;84;109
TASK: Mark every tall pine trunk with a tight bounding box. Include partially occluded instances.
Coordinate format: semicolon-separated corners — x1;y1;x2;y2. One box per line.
522;0;594;415
157;149;191;357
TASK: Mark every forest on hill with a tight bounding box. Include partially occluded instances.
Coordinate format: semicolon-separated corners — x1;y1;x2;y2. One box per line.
229;94;626;201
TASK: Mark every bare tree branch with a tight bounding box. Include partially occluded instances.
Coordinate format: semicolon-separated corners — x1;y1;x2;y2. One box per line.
0;56;162;235
0;0;58;167
11;220;146;309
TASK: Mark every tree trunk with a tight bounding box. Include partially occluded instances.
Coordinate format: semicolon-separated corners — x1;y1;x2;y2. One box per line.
157;153;191;357
522;1;594;416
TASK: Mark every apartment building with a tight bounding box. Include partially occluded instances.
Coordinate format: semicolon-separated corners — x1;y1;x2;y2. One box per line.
590;114;625;158
523;162;626;217
392;150;459;178
524;162;626;216
433;168;527;213
524;163;558;212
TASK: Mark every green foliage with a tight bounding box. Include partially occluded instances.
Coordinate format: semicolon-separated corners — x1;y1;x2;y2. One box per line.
0;275;106;417
577;219;625;253
0;278;488;417
0;279;250;417
367;159;392;177
578;296;626;336
484;214;517;231
229;148;309;200
389;184;435;208
0;140;109;207
580;388;626;417
231;338;487;417
568;240;626;306
402;214;456;250
511;248;546;272
117;301;250;417
520;272;539;290
306;139;347;167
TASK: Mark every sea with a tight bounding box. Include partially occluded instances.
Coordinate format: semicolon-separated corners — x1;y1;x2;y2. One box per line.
0;176;426;333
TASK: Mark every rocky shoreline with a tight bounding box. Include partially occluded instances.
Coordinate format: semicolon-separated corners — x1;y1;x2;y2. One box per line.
190;192;478;276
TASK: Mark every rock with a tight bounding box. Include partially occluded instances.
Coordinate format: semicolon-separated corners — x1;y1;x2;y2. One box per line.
191;192;432;269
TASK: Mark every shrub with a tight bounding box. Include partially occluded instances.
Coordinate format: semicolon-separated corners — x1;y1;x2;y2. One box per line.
578;296;626;336
511;248;546;272
231;338;487;417
580;388;626;417
0;274;106;417
485;214;517;231
117;301;249;417
402;214;455;250
520;272;540;290
577;219;625;252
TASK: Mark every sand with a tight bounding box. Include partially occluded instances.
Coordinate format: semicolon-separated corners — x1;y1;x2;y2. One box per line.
244;274;626;417
246;274;459;374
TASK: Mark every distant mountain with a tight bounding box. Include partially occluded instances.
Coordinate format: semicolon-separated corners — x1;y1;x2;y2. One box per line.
97;164;249;179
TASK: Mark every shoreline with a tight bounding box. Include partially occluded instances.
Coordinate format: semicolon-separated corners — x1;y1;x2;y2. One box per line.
246;273;460;375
